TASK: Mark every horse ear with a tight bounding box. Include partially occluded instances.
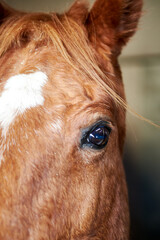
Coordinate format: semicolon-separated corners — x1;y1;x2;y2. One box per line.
86;0;143;55
66;0;89;24
0;1;18;22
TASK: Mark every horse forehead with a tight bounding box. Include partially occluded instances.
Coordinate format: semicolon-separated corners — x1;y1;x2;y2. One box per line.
0;66;94;132
0;44;112;136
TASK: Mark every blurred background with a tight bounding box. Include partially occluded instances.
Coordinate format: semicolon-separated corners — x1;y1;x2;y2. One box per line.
4;0;160;239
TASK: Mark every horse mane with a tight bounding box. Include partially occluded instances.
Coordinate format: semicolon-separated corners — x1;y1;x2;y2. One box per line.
0;9;157;126
0;11;122;102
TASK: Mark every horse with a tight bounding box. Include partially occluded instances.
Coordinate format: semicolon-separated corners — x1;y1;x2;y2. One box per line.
0;0;143;239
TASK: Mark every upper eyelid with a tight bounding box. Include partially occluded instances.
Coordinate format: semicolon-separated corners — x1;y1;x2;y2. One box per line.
82;120;112;133
81;120;112;139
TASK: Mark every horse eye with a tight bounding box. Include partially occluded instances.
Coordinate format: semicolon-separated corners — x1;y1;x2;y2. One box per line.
80;121;111;150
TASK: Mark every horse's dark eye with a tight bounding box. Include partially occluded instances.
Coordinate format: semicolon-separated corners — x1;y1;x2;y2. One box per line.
88;126;109;146
80;121;111;150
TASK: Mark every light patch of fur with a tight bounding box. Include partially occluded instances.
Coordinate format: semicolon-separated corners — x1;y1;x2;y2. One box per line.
0;71;48;136
0;140;6;165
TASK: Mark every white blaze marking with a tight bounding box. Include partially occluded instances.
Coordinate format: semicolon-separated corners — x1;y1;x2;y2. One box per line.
0;71;48;135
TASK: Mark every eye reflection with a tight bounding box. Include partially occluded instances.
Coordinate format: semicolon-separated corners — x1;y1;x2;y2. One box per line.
80;121;111;150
